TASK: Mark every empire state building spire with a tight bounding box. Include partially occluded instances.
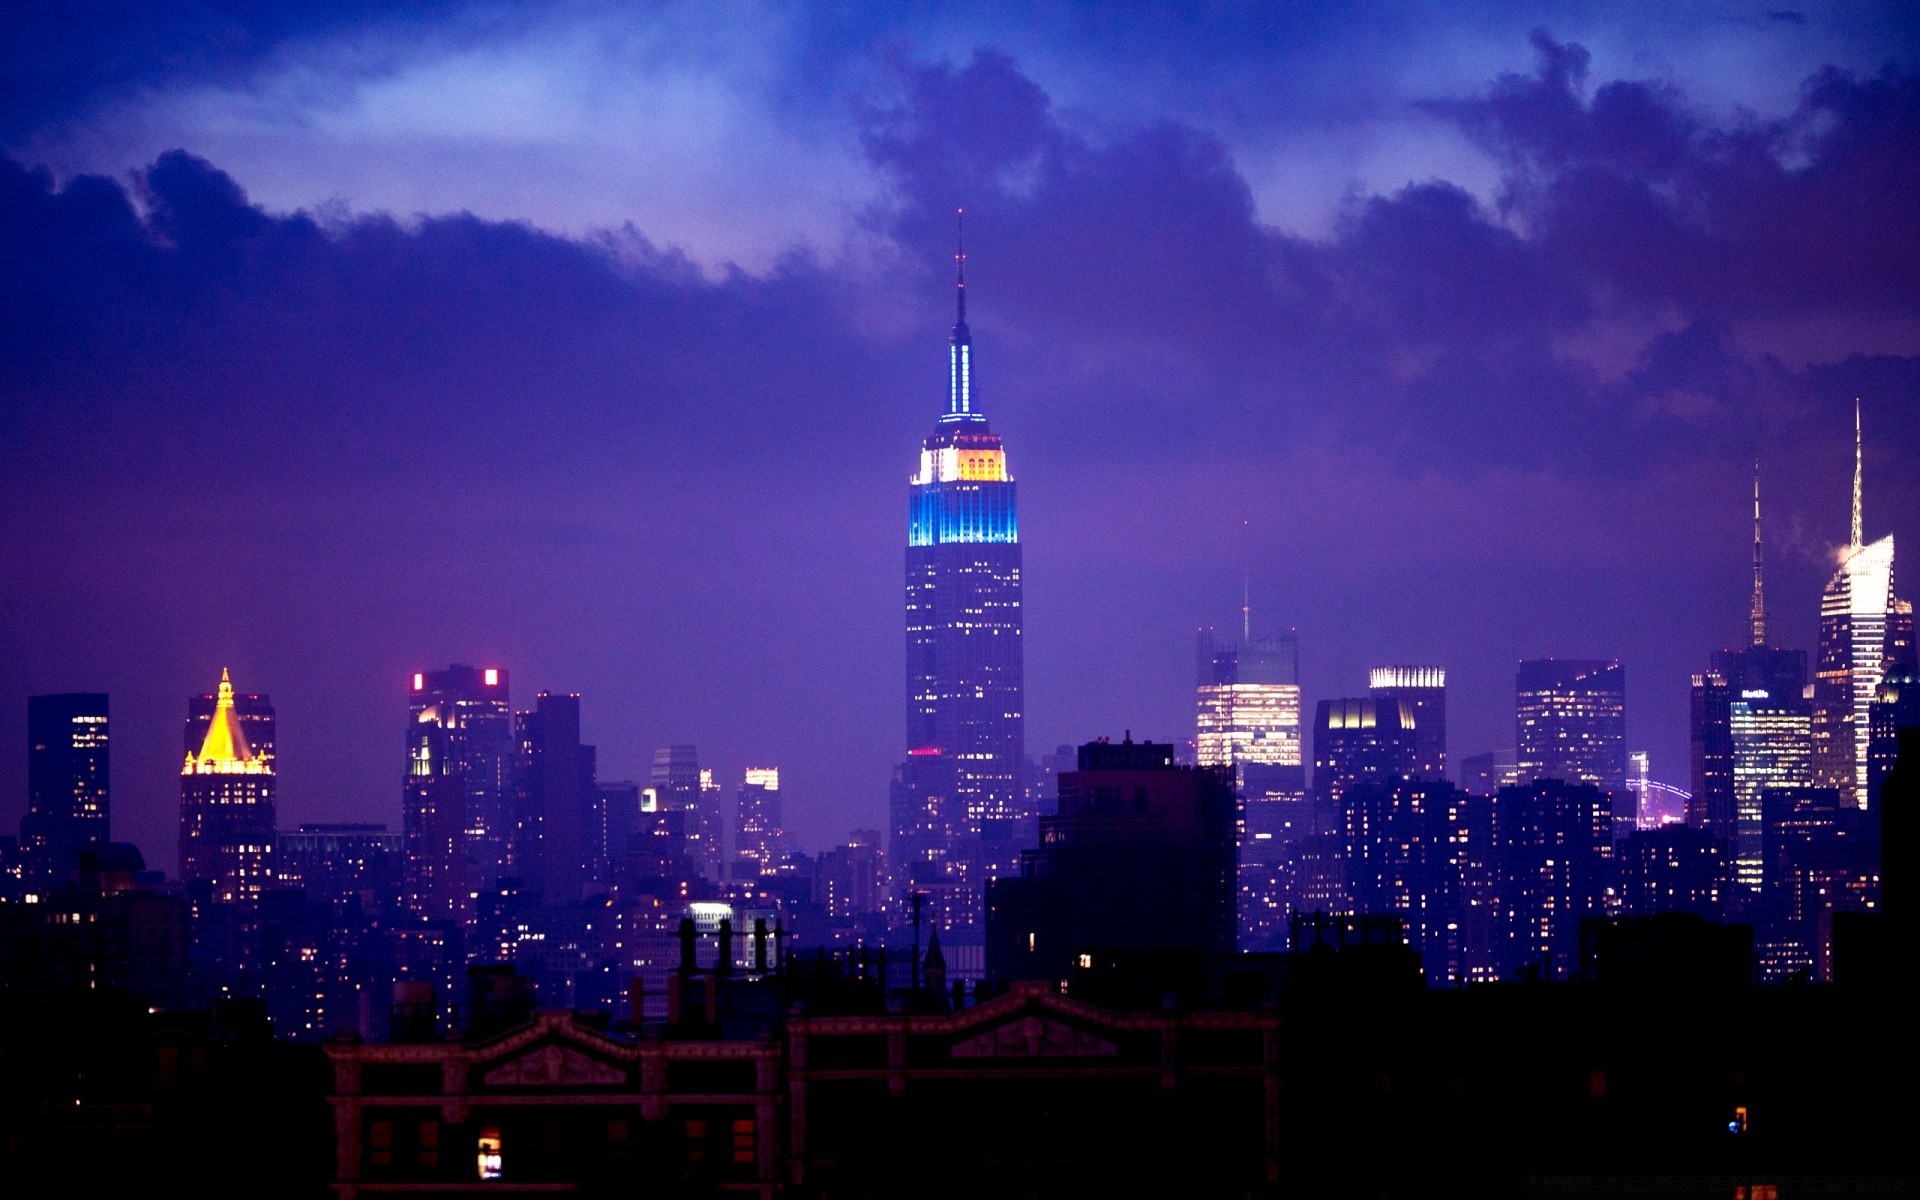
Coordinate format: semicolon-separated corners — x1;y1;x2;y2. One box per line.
947;208;974;419
1750;462;1767;648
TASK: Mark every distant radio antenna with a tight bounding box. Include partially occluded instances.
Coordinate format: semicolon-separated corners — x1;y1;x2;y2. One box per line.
1241;518;1252;644
1750;460;1766;648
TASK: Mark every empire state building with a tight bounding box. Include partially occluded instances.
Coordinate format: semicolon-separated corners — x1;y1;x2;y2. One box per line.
891;221;1026;931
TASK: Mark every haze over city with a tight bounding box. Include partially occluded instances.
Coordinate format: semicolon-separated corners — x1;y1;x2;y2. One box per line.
3;2;1916;870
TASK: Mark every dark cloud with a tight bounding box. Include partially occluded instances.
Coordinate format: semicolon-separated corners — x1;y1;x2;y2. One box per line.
1;38;1918;864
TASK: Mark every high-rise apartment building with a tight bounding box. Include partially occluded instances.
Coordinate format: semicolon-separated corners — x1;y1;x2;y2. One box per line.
734;768;783;879
1515;659;1627;839
1492;779;1610;979
179;670;276;904
1812;402;1912;808
1340;777;1468;984
1615;825;1726;920
402;665;515;929
896;226;1025;930
1369;667;1447;779
20;693;109;893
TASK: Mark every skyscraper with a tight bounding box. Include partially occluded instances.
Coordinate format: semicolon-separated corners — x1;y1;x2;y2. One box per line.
649;745;719;878
1813;402;1912;809
20;693;109;893
1369;666;1447;779
1729;692;1812;894
1312;697;1415;824
179;670;276;904
1515;659;1627;839
733;768;783;879
1196;628;1304;792
402;665;515;929
897;219;1025;929
517;692;597;902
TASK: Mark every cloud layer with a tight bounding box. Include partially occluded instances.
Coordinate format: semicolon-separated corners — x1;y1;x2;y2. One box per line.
2;24;1918;862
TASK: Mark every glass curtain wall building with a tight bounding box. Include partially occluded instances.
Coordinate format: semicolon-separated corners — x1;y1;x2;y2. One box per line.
1812;403;1913;809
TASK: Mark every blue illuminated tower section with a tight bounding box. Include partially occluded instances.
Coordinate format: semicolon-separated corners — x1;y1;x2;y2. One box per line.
898;219;1025;931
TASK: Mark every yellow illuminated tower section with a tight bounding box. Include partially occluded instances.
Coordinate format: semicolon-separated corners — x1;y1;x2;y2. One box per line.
895;213;1025;931
179;668;277;903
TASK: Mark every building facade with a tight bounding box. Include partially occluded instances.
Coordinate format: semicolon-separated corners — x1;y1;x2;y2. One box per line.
20;692;109;894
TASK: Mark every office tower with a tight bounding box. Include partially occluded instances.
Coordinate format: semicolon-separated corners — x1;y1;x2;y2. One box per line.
1369;667;1447;779
1312;697;1415;824
1196;628;1305;792
649;746;719;878
1616;826;1726;919
1813;402;1911;808
1457;749;1518;795
20;693;109;893
402;665;515;928
1198;627;1305;951
986;737;1235;982
1515;659;1627;839
901;223;1025;915
1492;779;1610;979
1729;692;1812;894
1869;664;1920;808
179;669;277;903
1689;671;1735;838
1340;778;1468;984
593;781;640;885
517;692;597;902
733;768;783;880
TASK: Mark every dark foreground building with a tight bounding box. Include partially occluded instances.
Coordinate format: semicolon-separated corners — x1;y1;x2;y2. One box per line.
984;737;1236;982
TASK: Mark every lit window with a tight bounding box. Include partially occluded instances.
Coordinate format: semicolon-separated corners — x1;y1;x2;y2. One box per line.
477;1128;502;1180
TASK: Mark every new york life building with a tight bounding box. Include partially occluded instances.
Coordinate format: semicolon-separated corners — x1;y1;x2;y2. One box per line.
890;241;1026;941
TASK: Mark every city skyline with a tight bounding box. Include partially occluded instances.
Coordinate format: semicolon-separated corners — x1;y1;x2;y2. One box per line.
4;10;1918;870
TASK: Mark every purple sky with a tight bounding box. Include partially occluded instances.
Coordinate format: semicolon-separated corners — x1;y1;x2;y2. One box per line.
3;4;1918;868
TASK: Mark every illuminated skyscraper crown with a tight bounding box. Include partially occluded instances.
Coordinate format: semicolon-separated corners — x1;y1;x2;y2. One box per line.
185;668;269;775
909;211;1016;547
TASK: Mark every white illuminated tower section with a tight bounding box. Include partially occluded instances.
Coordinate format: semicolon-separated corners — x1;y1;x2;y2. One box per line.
1812;400;1909;809
898;215;1025;927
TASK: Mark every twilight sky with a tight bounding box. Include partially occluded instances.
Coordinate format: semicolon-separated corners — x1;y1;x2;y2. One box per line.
3;2;1918;867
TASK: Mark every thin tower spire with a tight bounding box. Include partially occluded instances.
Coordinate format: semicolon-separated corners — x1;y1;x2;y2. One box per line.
955;207;966;326
946;207;973;417
1750;461;1767;647
1241;519;1251;644
1852;397;1863;550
